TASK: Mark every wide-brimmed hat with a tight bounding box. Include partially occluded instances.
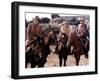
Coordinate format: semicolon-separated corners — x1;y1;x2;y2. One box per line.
78;23;87;27
78;17;85;21
62;20;69;25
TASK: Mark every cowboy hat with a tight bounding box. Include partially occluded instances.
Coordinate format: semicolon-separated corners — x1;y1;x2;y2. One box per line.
78;16;85;21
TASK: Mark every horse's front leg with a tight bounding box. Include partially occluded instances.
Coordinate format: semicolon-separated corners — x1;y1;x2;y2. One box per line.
85;53;88;59
64;55;68;66
74;54;80;66
59;59;62;66
64;59;66;66
59;54;62;66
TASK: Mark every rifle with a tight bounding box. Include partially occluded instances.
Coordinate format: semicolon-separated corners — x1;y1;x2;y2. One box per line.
25;37;37;48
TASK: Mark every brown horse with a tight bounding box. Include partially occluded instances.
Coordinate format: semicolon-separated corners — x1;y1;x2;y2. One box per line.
67;29;89;66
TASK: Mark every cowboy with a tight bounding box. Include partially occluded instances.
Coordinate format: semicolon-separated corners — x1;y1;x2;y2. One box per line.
77;17;89;48
60;20;72;37
26;16;42;45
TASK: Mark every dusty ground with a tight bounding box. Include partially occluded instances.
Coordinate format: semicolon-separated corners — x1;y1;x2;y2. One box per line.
44;45;89;67
27;45;89;68
44;52;89;67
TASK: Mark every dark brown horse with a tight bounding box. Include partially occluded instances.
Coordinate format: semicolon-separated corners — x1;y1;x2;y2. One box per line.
55;33;69;66
25;36;44;68
25;31;53;68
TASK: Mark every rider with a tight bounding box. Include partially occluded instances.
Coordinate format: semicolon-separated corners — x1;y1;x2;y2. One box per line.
60;20;71;37
77;17;89;51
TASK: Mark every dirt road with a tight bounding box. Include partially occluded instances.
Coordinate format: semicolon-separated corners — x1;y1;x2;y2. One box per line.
44;52;89;67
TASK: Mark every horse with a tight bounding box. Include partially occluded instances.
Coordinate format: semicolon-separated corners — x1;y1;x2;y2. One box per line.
67;28;89;66
55;33;69;66
25;36;44;68
25;30;54;68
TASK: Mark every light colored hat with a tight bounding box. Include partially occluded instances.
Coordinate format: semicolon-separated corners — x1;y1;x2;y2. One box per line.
78;23;86;27
78;17;85;21
62;20;69;25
